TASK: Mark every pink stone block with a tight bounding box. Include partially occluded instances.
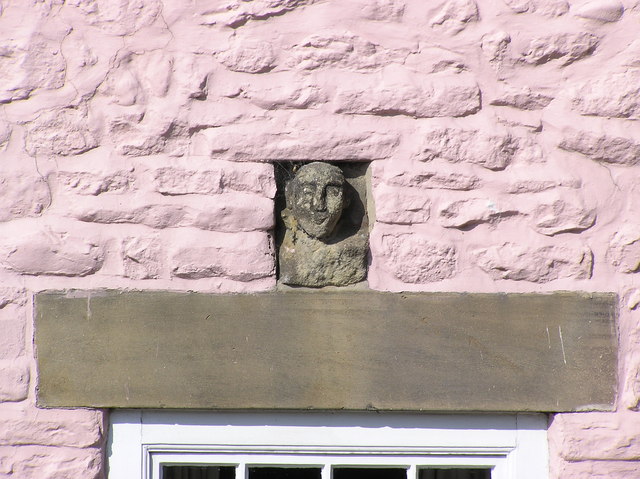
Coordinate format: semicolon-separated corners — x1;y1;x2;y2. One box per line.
0;230;104;277
25;107;98;156
0;407;103;448
122;235;162;280
472;242;593;283
549;412;640;461
0;289;26;309
372;185;431;225
65;0;161;36
370;227;457;283
0;360;29;402
551;459;640;479
0;173;50;222
0;445;102;479
170;231;275;281
0;317;25;361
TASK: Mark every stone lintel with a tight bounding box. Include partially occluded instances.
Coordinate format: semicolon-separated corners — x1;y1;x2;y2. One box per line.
35;290;617;411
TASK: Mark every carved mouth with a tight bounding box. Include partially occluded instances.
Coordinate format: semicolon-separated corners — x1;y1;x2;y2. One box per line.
311;214;329;224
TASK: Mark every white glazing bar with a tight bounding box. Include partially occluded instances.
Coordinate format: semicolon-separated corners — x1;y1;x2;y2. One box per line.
237;463;247;479
149;453;160;479
321;463;331;479
407;463;417;479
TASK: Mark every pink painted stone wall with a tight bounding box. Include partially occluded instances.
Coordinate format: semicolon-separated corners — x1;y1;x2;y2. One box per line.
0;0;639;477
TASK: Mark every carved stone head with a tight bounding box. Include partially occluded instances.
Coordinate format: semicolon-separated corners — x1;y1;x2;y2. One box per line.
285;162;347;240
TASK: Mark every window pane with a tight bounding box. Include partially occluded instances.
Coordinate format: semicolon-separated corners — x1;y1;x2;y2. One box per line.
333;468;407;479
249;467;322;479
163;465;236;479
419;469;491;479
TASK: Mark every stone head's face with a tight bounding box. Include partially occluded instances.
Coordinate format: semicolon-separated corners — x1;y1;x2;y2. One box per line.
286;162;346;240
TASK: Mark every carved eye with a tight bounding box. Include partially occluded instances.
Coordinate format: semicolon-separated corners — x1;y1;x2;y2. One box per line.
326;185;341;197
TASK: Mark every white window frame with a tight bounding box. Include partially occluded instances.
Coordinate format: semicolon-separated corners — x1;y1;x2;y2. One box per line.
108;411;548;479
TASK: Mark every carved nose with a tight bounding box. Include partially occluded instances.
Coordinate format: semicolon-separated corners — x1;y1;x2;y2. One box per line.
311;191;326;211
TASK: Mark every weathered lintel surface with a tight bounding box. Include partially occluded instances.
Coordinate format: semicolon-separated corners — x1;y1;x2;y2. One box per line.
35;290;617;412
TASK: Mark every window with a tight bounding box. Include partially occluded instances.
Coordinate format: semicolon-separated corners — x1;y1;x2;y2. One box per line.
108;412;548;479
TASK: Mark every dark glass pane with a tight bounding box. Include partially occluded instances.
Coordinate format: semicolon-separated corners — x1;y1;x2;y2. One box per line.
163;465;236;479
419;469;491;479
249;467;322;479
333;468;407;479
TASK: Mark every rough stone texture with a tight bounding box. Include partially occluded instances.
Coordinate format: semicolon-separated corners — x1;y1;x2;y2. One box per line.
373;185;431;224
153;162;276;197
0;445;103;479
288;34;402;71
359;0;406;21
0;289;26;310
631;361;640;409
505;177;581;193
490;86;554;110
0;361;29;402
242;81;328;110
532;198;596;235
429;0;479;35
373;231;457;283
504;0;569;16
382;167;481;191
403;47;470;75
0;407;103;448
0;173;50;222
481;30;512;65
552;460;640;479
335;74;481;118
0;231;104;277
438;197;517;228
66;0;162;36
473;242;593;282
625;288;640;310
569;70;640;119
209;0;316;27
110;117;189;157
559;130;640;166
73;203;188;229
279;232;368;286
99;50;174;105
415;128;519;170
218;39;277;73
122;236;162;280
607;224;640;273
550;412;640;461
519;33;598;65
24;107;99;156
503;0;531;14
571;0;624;22
70;194;274;232
0;35;66;104
170;232;274;281
0;319;25;361
197;122;399;161
0;122;11;150
57;170;134;195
